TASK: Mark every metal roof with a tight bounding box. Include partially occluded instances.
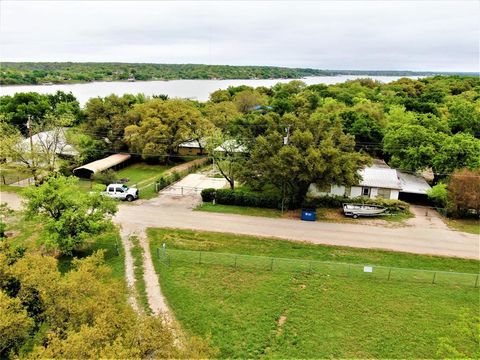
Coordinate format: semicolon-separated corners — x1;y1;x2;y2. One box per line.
397;170;432;194
20;128;78;156
73;154;131;178
178;139;206;148
357;167;402;190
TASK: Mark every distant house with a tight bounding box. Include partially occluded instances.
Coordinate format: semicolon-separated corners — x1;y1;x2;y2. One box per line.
20;128;78;157
178;139;246;155
308;164;431;201
178;140;205;156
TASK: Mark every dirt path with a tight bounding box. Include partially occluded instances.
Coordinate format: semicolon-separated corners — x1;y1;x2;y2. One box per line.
118;226;140;312
136;227;175;321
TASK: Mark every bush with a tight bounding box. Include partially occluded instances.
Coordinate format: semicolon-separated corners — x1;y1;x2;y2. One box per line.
201;188;216;202
303;195;409;213
427;183;448;207
92;169;117;185
205;189;285;209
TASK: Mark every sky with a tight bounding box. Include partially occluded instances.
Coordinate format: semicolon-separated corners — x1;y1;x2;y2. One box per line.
0;0;479;72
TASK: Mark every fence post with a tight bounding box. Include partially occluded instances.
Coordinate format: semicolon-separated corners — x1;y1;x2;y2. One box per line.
270;258;274;271
387;268;392;281
181;186;184;196
234;256;237;268
432;272;437;284
309;262;313;274
156;247;160;259
199;251;202;264
475;274;479;288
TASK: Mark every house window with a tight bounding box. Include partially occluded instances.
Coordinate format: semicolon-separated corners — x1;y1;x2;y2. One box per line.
377;188;391;199
362;187;371;197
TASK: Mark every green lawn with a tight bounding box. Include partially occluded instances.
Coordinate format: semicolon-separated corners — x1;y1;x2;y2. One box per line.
445;218;480;235
196;203;414;224
116;163;173;199
148;229;479;359
74;162;174;199
196;203;284;218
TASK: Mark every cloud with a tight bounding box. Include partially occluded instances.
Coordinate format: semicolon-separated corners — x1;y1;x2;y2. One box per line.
0;0;478;71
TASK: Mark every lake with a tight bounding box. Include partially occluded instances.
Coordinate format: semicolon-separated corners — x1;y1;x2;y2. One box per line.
0;75;417;105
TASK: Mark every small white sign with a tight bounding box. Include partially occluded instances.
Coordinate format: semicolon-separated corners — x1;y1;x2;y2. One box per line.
364;266;373;273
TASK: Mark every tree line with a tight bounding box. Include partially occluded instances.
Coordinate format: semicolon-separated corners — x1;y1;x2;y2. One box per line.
1;62;472;85
1;62;326;85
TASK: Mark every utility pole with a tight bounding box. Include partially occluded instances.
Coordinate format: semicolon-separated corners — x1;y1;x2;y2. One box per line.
26;115;36;181
281;126;291;214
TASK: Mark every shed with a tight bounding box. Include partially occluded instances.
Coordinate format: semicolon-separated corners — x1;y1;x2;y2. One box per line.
73;154;131;178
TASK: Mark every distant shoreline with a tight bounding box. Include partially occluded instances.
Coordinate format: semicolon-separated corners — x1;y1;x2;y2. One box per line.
1;62;476;87
0;73;465;88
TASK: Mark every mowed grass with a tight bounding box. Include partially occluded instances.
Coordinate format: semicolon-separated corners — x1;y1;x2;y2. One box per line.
116;162;173;199
74;162;174;199
148;229;480;358
445;218;480;235
196;203;413;224
196;203;284;218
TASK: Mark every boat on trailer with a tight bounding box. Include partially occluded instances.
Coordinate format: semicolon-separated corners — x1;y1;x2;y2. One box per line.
343;203;387;218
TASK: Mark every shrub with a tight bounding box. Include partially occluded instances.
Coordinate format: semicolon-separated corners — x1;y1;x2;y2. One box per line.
211;189;284;209
92;169;117;185
427;183;448;207
201;188;216;202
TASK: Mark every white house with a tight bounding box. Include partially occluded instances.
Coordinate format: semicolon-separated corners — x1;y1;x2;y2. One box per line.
308;165;431;201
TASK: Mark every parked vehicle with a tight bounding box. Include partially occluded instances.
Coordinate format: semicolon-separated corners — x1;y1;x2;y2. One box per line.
343;203;386;218
104;183;139;201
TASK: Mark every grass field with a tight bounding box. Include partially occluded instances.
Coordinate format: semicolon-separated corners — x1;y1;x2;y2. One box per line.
148;228;479;358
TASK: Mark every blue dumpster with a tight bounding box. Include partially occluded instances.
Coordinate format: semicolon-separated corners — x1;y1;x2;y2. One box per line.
301;208;316;221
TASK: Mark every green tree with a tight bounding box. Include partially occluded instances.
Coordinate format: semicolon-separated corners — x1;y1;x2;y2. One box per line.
233;90;267;113
0;290;34;356
432;133;480;174
241;112;370;202
83;94;145;150
444;97;480;136
124;99;204;161
23;176;118;255
0;250;212;358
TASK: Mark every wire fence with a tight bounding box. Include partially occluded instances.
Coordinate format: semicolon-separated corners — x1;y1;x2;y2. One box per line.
156;248;480;287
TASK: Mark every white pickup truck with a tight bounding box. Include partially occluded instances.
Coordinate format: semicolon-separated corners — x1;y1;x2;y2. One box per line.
104;184;139;201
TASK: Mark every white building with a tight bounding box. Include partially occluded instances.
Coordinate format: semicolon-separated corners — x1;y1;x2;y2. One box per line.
308;165;431;201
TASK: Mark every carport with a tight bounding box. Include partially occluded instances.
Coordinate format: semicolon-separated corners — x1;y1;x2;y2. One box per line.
397;171;432;205
73;154;131;178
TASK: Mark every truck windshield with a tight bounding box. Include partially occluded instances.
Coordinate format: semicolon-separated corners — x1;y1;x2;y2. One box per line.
122;184;129;190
